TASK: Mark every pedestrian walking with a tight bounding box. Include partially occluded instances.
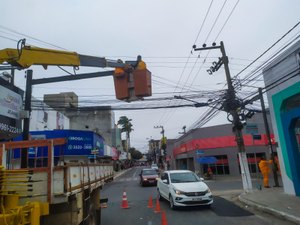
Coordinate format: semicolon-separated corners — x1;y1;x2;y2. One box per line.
258;156;273;188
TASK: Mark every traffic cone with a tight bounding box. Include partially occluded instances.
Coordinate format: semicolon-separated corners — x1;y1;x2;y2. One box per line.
161;211;168;225
147;195;153;208
121;191;129;209
154;198;161;213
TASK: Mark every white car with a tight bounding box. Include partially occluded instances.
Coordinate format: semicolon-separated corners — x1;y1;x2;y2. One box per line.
151;164;159;171
157;170;213;209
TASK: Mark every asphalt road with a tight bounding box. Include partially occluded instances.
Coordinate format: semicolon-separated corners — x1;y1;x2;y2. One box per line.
100;167;292;225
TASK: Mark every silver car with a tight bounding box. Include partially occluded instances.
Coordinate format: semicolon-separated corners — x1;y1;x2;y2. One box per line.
157;170;213;209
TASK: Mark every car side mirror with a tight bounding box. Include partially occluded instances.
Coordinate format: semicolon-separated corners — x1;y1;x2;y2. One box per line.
162;179;168;184
200;178;204;182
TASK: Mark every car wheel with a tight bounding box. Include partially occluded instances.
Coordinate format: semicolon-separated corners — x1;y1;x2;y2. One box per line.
157;189;163;201
169;195;176;210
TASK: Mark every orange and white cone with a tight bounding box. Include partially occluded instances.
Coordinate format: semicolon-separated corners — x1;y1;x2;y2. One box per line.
121;191;130;209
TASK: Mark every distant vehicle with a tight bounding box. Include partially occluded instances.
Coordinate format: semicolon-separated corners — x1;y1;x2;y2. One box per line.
151;163;159;171
140;168;159;186
157;170;213;209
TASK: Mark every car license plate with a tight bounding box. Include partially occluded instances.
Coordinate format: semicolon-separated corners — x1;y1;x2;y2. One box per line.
149;180;154;183
192;198;202;201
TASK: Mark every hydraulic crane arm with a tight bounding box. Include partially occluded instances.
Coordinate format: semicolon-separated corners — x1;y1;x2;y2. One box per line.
0;45;126;69
0;39;151;102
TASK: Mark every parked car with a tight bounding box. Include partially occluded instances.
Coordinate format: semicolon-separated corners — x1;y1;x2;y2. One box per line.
157;170;213;209
140;168;159;186
151;163;159;171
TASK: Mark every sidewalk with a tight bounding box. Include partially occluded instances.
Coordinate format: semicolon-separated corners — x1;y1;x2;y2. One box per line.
239;187;300;224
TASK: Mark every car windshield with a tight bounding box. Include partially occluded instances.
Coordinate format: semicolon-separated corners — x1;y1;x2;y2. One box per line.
151;164;158;168
142;170;157;175
170;172;200;183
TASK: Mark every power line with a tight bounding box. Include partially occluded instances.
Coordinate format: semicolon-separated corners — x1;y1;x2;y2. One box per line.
213;0;240;42
204;0;228;44
232;21;300;81
236;33;300;89
193;0;215;45
168;0;240;127
0;25;67;50
157;0;216;125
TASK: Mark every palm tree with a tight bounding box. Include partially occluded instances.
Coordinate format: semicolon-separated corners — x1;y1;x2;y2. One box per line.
117;116;133;153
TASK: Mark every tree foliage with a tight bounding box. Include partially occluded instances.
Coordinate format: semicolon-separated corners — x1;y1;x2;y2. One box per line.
117;116;133;134
117;116;134;150
129;147;143;160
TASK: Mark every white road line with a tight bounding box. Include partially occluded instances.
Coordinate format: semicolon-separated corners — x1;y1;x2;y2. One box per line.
133;170;137;177
118;177;139;182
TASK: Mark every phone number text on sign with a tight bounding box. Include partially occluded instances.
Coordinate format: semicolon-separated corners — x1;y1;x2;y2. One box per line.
0;122;22;134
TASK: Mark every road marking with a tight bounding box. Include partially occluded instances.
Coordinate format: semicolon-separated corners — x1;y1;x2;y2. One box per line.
133;170;137;177
118;177;139;182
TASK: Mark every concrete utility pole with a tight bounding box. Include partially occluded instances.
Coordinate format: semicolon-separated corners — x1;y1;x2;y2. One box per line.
154;125;165;169
258;88;280;187
21;70;33;168
154;126;164;138
193;41;253;192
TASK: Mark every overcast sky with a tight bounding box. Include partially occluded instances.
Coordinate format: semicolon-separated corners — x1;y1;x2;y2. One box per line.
1;0;300;152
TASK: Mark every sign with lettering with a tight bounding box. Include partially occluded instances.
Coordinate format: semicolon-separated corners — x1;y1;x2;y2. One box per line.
0;81;23;140
196;150;205;155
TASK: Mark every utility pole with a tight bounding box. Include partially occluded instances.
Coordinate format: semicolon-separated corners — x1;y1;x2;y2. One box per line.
154;125;166;169
21;70;33;168
154;125;165;140
193;41;253;192
259;88;280;187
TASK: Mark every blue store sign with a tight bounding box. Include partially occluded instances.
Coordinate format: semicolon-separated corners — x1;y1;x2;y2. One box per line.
14;130;104;158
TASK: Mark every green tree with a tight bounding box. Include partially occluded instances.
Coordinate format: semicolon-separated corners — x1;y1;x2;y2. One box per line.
117;116;133;151
129;147;143;160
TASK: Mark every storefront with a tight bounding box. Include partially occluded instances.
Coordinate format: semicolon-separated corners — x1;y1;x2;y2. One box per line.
171;121;276;177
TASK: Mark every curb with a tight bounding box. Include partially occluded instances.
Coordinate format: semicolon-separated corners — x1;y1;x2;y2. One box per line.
238;193;300;225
